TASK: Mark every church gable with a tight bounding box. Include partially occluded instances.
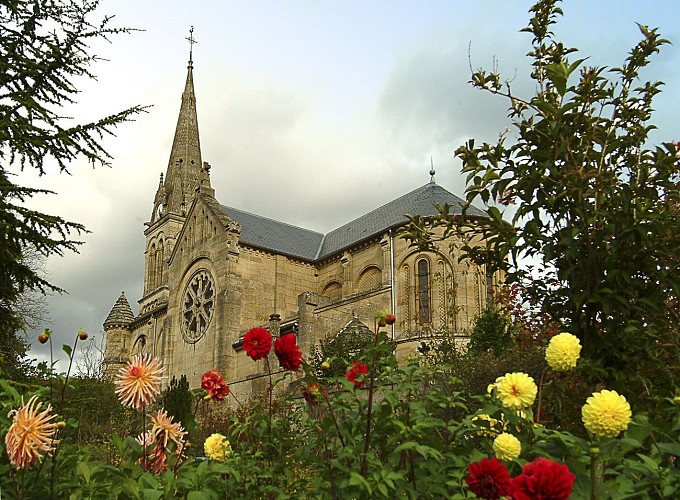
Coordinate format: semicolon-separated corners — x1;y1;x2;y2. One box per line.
168;194;235;267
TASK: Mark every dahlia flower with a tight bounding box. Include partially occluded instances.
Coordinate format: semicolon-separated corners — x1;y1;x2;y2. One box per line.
204;433;232;462
274;333;303;371
582;389;632;438
201;369;230;401
150;409;186;449
5;396;59;470
345;361;369;388
493;372;537;411
465;457;513;499
136;411;186;474
136;431;169;474
492;432;521;460
243;327;272;361
545;332;582;371
472;413;504;437
302;382;328;403
511;457;575;500
115;353;163;411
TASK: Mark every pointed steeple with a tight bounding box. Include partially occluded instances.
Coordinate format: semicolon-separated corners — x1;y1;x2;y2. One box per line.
163;26;203;215
104;292;134;330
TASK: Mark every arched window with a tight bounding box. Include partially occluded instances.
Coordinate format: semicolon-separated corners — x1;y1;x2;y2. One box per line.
356;266;382;293
416;258;431;324
149;243;157;290
156;239;164;286
132;335;147;355
322;281;342;301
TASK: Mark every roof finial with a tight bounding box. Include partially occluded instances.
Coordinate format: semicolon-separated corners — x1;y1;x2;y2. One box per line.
429;155;436;183
186;26;197;67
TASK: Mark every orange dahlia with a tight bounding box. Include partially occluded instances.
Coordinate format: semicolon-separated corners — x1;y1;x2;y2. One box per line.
115;353;163;411
150;409;186;449
136;410;186;474
5;396;59;470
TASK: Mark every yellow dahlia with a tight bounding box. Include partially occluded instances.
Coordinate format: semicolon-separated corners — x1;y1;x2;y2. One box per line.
582;390;632;438
115;353;163;411
492;432;521;460
494;372;538;411
545;332;582;371
472;413;505;437
204;433;232;462
5;396;59;470
150;409;186;449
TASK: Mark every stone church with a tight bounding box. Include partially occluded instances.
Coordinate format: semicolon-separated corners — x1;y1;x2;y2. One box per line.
102;49;494;396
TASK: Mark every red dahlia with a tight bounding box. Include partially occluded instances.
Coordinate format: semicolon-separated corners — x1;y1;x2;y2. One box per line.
465;457;513;500
511;457;575;500
345;361;369;388
201;369;230;401
243;327;272;361
274;333;303;371
302;382;328;403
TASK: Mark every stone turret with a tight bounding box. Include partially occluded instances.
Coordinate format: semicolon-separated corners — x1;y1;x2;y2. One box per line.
102;292;134;378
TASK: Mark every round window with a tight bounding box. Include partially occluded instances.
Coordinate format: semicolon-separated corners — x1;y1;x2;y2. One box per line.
181;269;215;343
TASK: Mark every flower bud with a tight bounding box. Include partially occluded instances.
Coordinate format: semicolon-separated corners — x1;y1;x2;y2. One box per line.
385;314;396;325
375;310;387;327
321;359;331;371
78;328;88;341
56;421;67;429
38;329;52;344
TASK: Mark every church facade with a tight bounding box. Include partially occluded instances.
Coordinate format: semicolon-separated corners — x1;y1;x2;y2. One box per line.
102;53;494;397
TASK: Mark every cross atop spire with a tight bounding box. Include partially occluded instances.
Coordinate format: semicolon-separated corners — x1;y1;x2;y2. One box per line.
186;26;197;66
159;30;203;217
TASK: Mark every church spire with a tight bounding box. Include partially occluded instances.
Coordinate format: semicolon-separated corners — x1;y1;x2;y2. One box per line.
163;26;203;215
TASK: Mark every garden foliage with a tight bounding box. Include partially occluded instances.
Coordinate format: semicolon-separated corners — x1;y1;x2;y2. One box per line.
403;0;680;407
1;0;679;498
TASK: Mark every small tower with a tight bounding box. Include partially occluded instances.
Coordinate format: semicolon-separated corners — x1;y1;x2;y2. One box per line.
102;292;135;378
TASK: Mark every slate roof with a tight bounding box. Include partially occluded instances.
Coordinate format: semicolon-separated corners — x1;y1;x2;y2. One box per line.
222;206;324;261
104;292;135;327
222;182;485;263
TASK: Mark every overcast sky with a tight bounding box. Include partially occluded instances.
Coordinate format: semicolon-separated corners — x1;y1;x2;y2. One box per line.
13;0;680;370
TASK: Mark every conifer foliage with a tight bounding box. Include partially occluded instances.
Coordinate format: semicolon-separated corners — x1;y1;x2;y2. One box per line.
0;0;145;335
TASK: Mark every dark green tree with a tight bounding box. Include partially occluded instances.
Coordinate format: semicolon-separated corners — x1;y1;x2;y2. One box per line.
404;0;679;403
0;0;146;337
468;308;513;356
162;375;193;428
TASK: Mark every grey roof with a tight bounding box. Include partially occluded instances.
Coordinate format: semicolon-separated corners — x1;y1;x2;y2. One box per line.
222;206;324;261
104;292;134;328
222;182;485;262
319;182;484;259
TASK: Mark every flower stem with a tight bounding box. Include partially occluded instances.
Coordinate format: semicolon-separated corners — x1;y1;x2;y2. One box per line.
360;320;381;477
536;366;547;423
590;453;597;500
265;356;274;461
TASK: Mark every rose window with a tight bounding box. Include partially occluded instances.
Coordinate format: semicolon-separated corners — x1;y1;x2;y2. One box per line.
181;269;215;343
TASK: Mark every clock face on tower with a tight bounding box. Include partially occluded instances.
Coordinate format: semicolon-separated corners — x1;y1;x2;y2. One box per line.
181;269;215;344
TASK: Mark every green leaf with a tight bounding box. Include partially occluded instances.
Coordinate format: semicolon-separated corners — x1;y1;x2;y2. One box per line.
76;461;91;483
348;472;372;494
63;344;73;357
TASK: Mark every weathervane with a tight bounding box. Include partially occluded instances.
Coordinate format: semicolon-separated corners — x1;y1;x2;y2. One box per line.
186;26;197;64
429;155;436;183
